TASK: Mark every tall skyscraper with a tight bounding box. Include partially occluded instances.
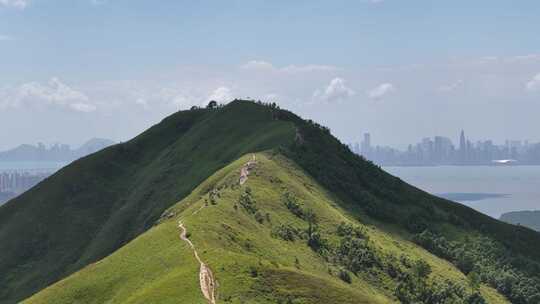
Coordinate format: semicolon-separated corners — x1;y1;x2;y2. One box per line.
361;133;371;156
459;130;467;163
364;133;371;149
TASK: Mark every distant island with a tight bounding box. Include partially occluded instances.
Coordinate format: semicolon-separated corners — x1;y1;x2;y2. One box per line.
500;210;540;231
0;138;115;162
437;192;509;202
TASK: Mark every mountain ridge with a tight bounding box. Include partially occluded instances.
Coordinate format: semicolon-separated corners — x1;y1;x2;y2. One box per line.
1;100;540;303
24;152;508;303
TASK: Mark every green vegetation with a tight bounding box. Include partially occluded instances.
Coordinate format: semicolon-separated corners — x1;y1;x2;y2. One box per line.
0;101;295;303
25;153;508;304
2;100;540;303
414;230;540;303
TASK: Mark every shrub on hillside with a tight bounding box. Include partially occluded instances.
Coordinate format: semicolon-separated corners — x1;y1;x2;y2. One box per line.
238;190;258;214
336;222;367;239
272;224;302;241
282;192;304;218
413;229;540;303
338;269;352;284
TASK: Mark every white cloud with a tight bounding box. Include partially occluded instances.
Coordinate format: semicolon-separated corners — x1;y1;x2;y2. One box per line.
18;77;89;105
526;73;540;92
262;93;279;102
313;78;355;102
0;0;28;9
208;86;233;103
0;77;94;112
367;83;395;99
170;94;194;108
241;60;340;73
0;35;12;41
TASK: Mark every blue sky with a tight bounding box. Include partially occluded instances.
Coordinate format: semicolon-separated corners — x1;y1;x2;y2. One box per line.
1;0;540;149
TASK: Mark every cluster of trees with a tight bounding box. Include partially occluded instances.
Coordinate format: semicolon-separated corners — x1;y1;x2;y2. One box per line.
272;224;303;242
334;224;487;304
414;230;540;304
236;187;267;224
190;100;224;111
275;197;488;304
189;99;281;112
280;192;329;253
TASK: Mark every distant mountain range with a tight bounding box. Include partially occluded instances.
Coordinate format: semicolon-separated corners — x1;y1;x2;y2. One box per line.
500;210;540;231
0;138;115;162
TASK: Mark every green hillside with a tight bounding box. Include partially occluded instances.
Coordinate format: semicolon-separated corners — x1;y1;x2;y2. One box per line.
24;153;509;304
0;101;295;303
2;100;540;303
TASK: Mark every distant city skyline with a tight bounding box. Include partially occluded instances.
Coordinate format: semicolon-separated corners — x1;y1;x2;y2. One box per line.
349;130;540;166
345;128;539;151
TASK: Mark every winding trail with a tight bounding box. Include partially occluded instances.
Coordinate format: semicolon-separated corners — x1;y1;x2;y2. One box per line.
175;154;256;303
178;221;217;304
239;154;257;185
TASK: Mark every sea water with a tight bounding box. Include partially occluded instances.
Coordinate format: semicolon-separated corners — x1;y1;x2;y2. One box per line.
384;165;540;219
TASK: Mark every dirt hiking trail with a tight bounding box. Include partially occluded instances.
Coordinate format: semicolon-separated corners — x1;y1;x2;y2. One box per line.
239;154;257;185
178;221;217;304
175;154;257;303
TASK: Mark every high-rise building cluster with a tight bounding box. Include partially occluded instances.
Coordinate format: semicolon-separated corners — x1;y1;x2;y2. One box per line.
0;171;51;194
349;131;540;166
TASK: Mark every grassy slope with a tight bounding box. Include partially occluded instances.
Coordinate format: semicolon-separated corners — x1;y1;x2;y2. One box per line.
25;153;508;304
0;101;295;303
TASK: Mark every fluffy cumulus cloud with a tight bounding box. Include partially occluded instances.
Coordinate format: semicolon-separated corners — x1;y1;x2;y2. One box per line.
0;77;96;112
313;78;355;102
526;73;540;92
0;0;28;9
208;86;233;103
367;83;395;100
